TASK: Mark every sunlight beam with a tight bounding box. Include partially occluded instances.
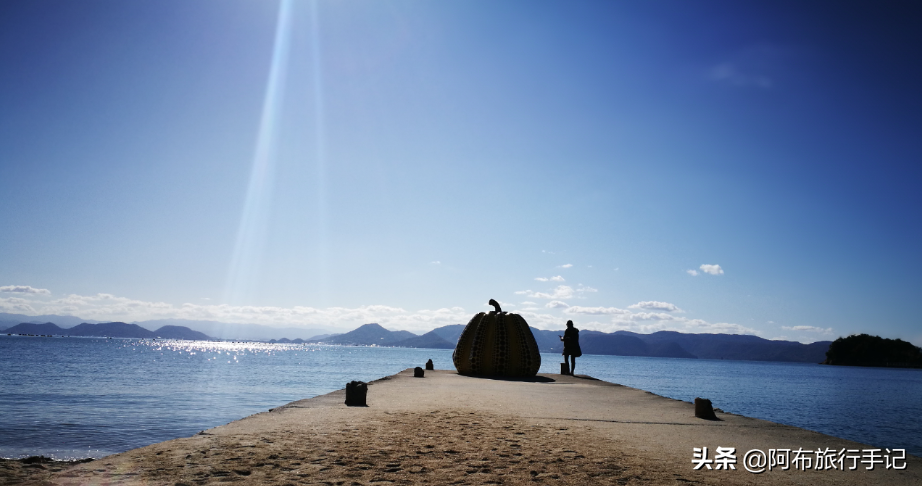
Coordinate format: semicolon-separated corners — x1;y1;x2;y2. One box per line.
309;0;329;304
224;0;294;305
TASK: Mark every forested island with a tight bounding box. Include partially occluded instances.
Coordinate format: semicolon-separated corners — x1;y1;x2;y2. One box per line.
823;334;922;368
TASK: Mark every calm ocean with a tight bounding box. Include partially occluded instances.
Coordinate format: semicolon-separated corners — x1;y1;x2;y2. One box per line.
1;335;920;460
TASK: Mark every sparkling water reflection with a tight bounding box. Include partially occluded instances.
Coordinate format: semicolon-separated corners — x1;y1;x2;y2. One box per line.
0;336;454;460
570;354;922;458
1;335;919;460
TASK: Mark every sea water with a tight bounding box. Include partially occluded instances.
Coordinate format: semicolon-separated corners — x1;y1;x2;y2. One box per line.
1;335;920;460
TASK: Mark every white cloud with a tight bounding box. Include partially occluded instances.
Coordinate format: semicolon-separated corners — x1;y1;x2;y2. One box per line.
686;269;698;276
609;313;759;335
558;264;573;269
1;285;51;295
628;301;682;312
535;285;573;299
510;310;568;329
0;291;476;333
564;306;629;315
429;261;441;265
706;43;787;90
782;325;833;334
628;312;675;321
699;264;724;275
550;275;565;282
521;285;575;300
534;277;548;282
0;297;38;313
3;287;766;339
519;284;594;301
692;321;760;334
516;294;760;337
547;310;760;335
708;63;773;89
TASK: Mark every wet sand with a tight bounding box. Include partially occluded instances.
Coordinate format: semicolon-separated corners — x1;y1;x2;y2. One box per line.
4;369;919;485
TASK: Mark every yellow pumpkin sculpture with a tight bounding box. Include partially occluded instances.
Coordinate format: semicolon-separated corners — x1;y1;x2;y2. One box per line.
453;299;541;377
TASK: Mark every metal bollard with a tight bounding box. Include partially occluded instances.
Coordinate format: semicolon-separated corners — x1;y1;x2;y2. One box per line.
345;381;368;406
694;397;718;420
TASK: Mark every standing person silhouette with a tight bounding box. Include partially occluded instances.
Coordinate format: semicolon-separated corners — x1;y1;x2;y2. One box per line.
559;320;582;375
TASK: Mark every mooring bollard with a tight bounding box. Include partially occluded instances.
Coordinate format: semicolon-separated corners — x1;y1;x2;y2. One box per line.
345;381;367;406
414;366;425;377
560;362;570;375
694;397;718;420
425;359;434;370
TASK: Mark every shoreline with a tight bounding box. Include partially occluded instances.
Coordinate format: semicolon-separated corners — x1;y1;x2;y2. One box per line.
3;369;920;485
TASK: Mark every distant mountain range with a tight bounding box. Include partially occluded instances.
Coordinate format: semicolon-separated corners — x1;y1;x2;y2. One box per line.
312;323;456;349
134;319;333;342
3;312;833;363
0;313;334;341
5;322;211;340
305;323;831;363
0;312;100;330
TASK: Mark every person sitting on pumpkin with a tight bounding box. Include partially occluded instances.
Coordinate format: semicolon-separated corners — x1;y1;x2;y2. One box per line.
559;320;582;375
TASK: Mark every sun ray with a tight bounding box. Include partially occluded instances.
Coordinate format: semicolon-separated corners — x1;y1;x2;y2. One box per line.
309;0;329;304
224;0;294;305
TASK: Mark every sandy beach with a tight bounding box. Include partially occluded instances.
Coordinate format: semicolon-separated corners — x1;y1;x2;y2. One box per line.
3;368;919;485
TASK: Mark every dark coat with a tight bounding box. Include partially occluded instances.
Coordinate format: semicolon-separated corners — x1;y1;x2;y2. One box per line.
562;327;582;357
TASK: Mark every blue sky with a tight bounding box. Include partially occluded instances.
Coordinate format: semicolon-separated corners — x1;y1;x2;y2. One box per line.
2;1;920;344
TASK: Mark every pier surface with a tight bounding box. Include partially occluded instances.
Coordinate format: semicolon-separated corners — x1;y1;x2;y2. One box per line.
4;369;919;485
